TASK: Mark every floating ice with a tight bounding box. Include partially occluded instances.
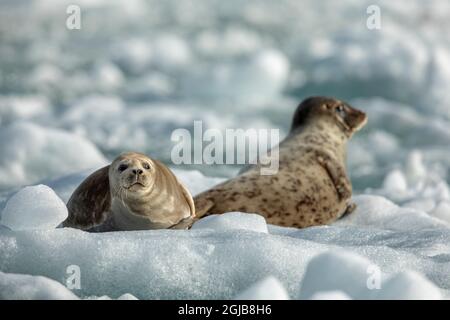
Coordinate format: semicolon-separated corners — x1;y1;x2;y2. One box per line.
111;38;153;74
234;276;289;300
309;291;351;300
430;202;450;224
91;62;125;91
152;34;192;69
0;95;51;126
374;271;442;300
0;122;107;190
191;212;268;233
382;170;408;194
299;250;376;300
336;195;447;231
1;185;68;231
0;271;79;300
117;293;139;300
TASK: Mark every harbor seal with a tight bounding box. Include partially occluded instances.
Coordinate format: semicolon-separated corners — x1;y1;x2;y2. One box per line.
194;96;367;228
62;152;195;231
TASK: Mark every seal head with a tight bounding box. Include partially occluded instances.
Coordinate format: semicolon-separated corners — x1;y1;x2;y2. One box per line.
63;152;195;231
291;96;367;137
109;152;155;202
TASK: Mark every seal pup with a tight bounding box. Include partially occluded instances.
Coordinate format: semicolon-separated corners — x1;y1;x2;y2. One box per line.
194;97;367;228
62;152;195;231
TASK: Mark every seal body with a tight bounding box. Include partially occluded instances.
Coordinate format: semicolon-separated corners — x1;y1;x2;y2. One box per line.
194;97;367;228
63;152;195;231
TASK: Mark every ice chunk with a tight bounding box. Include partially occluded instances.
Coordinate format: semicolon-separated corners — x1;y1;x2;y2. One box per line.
1;185;68;230
338;195;399;226
382;170;408;193
91;62;124;91
336;195;446;231
299;250;376;299
310;291;351;300
405;151;427;184
430;201;450;224
191;212;268;233
0;122;107;190
234;276;289;300
187;49;289;104
0;271;79;300
0;95;51;126
111;38;153;74
374;271;442;300
117;293;139;300
153;34;192;69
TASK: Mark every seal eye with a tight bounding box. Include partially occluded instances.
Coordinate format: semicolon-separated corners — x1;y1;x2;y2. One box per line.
336;105;346;118
118;164;128;172
143;163;151;170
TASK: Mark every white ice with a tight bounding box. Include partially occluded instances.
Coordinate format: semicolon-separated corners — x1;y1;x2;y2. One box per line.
191;212;269;233
0;169;449;299
234;276;290;300
1;185;68;231
0;271;79;300
0;122;107;190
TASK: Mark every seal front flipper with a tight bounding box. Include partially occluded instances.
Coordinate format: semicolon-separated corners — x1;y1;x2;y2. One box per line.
341;201;357;218
315;151;352;201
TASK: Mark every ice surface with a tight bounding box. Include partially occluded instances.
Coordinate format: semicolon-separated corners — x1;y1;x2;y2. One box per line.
375;271;442;300
191;212;269;233
0;271;79;300
117;293;139;300
233;276;290;300
1;185;68;231
0;176;449;300
299;250;377;299
310;291;351;300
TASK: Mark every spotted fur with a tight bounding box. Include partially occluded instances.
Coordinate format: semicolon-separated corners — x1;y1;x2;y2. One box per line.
194;97;367;228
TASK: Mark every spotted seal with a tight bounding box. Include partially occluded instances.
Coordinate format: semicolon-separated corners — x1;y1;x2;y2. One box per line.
194;97;367;228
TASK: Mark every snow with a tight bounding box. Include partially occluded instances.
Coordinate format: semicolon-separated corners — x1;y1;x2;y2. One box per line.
0;122;107;190
310;291;351;300
299;250;377;299
376;271;443;300
191;212;269;233
0;185;67;231
234;277;290;300
0;170;449;299
0;271;79;300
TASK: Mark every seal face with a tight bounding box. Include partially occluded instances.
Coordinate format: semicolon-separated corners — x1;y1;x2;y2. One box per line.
63;152;195;231
194;96;367;228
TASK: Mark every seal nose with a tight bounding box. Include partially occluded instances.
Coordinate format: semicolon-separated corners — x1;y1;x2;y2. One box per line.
132;169;143;175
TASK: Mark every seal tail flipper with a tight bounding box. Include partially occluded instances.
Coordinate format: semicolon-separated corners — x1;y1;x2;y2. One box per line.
193;196;215;219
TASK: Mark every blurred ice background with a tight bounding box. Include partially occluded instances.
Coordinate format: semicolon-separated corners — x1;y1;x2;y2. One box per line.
1;0;450;299
1;0;450;191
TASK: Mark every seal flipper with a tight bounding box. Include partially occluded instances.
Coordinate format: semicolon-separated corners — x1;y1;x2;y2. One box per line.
63;165;111;230
315;151;352;201
340;202;357;219
193;196;215;220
